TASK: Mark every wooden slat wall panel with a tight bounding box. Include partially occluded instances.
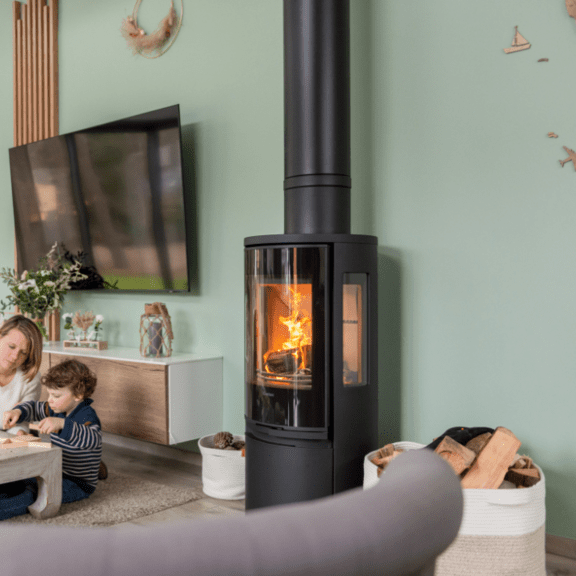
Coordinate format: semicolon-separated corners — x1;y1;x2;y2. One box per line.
12;3;19;146
42;6;49;139
49;0;58;137
26;5;32;143
16;20;23;146
12;0;59;341
12;0;58;147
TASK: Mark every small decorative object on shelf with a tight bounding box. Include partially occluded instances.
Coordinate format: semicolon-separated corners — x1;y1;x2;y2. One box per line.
62;310;108;350
139;302;173;358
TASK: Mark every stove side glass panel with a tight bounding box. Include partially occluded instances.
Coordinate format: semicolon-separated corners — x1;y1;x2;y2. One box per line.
342;273;367;387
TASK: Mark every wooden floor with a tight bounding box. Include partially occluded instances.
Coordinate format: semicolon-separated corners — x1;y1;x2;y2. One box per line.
100;437;576;574
101;438;245;528
547;533;576;576
547;554;576;576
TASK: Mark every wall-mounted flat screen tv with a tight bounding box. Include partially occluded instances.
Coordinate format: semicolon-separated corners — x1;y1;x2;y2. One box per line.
8;104;190;292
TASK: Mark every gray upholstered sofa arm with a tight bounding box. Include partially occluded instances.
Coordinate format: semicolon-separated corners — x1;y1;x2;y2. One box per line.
2;448;462;576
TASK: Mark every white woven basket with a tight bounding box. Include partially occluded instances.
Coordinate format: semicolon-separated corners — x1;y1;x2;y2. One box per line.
198;434;246;500
363;441;546;576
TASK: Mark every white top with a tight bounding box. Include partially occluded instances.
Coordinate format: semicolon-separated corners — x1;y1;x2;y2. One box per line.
43;342;221;366
0;369;42;434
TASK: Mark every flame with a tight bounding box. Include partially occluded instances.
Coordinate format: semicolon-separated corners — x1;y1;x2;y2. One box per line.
280;289;311;352
263;286;312;373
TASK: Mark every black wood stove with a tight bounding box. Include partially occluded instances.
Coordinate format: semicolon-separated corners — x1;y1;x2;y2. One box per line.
244;0;378;510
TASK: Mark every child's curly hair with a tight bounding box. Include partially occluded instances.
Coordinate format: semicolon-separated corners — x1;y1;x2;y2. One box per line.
41;359;97;399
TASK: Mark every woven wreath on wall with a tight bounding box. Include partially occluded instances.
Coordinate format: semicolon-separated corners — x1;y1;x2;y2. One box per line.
121;0;183;59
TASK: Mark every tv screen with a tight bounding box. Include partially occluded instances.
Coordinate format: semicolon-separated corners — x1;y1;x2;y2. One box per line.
8;104;190;292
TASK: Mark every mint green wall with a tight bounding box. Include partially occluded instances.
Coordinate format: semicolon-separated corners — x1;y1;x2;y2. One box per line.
0;0;287;446
371;1;576;539
0;1;574;538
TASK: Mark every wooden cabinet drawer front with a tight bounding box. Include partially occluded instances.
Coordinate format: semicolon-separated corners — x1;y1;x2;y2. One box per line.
55;355;169;445
38;354;51;402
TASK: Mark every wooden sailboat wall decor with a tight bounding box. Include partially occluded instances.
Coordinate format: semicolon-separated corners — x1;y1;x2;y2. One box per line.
504;26;531;53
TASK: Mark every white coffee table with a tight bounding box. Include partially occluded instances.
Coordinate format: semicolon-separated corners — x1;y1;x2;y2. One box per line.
0;432;62;519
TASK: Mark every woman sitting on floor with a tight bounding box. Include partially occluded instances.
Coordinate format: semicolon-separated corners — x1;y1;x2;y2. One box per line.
0;315;43;435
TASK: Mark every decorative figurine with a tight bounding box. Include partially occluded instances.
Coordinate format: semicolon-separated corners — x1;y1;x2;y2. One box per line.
504;26;531;53
560;146;576;171
63;311;108;350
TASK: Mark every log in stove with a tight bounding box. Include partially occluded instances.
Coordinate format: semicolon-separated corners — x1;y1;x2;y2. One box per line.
244;0;378;510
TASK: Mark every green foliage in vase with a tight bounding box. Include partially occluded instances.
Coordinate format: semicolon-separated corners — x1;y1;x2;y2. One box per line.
0;243;87;337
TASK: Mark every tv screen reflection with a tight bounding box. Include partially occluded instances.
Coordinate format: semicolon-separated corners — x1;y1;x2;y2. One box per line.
9;105;190;292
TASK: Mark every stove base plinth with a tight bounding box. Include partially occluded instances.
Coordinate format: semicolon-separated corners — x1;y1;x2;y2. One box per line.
245;432;333;511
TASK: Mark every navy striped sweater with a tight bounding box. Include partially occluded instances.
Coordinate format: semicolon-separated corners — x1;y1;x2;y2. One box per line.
15;398;102;494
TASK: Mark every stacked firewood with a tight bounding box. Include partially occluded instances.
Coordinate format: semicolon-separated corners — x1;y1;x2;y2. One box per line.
371;427;540;489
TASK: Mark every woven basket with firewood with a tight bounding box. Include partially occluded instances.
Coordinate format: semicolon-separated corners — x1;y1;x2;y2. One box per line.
364;427;546;576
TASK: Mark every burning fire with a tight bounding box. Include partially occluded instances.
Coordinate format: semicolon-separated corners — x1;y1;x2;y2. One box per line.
263;286;312;374
280;288;311;352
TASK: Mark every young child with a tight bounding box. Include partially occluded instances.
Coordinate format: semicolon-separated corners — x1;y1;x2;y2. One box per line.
1;359;102;520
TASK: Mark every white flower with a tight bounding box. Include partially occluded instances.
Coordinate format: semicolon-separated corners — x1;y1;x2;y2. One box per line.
44;281;55;287
95;315;104;323
18;279;37;290
20;270;28;280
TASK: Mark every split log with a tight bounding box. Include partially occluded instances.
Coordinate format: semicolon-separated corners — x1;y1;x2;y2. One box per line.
465;432;492;455
434;436;476;475
461;427;521;489
264;346;312;375
511;454;534;469
505;467;540;488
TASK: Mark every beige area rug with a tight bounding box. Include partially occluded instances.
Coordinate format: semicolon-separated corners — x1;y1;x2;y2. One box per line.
5;471;201;527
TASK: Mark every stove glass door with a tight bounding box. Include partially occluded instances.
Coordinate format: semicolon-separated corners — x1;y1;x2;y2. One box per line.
245;245;327;429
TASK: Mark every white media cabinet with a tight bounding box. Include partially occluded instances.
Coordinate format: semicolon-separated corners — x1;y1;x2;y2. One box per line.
41;343;223;445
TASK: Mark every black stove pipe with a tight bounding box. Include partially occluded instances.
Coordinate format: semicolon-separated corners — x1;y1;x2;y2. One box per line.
283;0;351;235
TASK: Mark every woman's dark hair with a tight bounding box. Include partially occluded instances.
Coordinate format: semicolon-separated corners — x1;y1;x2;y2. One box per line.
0;314;43;381
41;359;97;399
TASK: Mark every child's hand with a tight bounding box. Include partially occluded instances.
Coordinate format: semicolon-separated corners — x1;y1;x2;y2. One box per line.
3;409;21;430
37;417;64;434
